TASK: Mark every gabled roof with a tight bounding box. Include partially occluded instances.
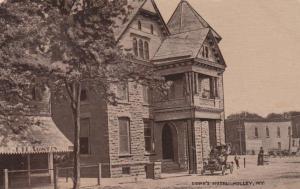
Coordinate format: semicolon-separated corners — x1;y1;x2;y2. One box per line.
167;0;221;41
113;0;169;41
153;28;210;61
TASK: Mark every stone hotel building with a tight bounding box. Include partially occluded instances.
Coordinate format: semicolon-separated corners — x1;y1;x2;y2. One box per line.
52;0;227;178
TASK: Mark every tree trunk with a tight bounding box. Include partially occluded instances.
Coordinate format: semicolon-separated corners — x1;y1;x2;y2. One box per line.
72;83;81;189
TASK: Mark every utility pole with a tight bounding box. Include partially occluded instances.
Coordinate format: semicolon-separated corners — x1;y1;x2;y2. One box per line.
238;114;243;155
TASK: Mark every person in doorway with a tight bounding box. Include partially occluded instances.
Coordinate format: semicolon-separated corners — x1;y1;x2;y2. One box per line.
234;153;240;169
257;147;264;166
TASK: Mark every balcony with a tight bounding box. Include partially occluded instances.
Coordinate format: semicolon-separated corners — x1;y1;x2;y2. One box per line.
194;96;222;109
153;97;190;110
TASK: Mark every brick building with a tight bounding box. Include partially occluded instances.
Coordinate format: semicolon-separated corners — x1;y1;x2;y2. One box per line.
225;119;300;155
52;0;227;177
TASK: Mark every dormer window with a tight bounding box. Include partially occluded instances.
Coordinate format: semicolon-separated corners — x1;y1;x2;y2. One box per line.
150;24;154;34
205;46;209;58
138;21;142;30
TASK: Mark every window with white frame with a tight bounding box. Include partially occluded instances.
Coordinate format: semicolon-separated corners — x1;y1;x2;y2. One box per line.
144;119;153;153
119;117;131;155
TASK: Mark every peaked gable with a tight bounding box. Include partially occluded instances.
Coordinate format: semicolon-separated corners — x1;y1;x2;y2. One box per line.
197;31;226;65
167;0;221;41
113;0;169;42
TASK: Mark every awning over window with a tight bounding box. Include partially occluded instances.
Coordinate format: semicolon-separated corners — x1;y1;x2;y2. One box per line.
0;116;73;154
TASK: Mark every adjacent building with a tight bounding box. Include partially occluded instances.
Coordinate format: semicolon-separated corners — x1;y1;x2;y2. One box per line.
52;0;227;177
225;119;300;155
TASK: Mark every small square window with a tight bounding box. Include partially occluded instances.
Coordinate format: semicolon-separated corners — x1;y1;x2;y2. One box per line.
122;167;130;175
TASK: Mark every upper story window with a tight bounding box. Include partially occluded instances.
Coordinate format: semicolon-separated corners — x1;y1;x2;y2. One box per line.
80;89;88;102
144;41;149;60
205;46;209;58
150;24;154;34
266;127;270;138
32;86;43;101
119;117;131;155
138;20;142;30
143;85;152;104
277;127;281;138
288;126;291;136
139;39;144;59
255;127;258;138
133;38;138;56
117;82;129;101
201;46;209;58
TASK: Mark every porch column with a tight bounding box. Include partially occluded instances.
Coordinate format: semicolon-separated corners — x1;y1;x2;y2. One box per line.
194;120;204;173
48;153;54;183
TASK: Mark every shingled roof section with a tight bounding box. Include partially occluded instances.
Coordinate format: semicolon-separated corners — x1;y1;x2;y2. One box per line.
167;0;221;41
153;28;210;61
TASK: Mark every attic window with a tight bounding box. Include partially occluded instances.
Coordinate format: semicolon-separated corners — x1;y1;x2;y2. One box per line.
150;24;154;34
138;21;142;30
205;46;209;58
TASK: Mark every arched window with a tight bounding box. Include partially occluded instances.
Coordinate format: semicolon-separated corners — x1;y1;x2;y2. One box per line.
266;127;269;138
150;24;154;34
144;41;149;60
132;38;138;56
138;20;142;30
277;127;281;138
139;39;144;59
255;127;258;138
32;86;43;101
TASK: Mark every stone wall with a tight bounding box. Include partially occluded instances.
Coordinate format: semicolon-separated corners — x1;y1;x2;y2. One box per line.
106;82;152;178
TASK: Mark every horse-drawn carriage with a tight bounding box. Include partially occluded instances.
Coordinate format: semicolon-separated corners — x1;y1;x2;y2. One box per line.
201;145;234;175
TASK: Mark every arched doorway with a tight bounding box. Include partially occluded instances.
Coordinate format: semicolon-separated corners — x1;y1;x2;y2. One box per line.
162;124;178;160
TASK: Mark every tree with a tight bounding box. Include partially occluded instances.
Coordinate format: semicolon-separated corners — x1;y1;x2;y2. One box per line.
265;113;285;120
227;111;264;121
0;0;159;188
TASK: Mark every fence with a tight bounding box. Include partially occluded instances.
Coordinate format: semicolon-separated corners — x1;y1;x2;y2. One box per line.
1;164;102;189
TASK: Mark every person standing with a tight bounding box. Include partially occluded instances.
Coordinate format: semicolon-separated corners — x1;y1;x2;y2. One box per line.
234;154;240;169
258;147;264;166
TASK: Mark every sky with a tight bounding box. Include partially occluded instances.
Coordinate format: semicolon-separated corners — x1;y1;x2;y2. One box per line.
155;0;300;117
1;0;300;117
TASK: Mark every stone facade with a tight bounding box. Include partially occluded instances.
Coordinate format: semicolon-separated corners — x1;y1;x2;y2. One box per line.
53;0;226;177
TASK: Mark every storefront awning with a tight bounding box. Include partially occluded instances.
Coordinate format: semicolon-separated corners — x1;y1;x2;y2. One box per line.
0;116;73;154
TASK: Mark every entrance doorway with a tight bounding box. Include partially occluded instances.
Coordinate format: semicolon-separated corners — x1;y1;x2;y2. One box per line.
162;124;177;160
